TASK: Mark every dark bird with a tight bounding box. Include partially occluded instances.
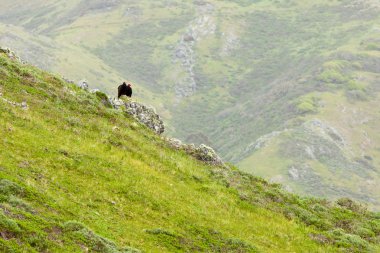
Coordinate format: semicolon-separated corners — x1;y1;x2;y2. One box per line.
118;82;132;98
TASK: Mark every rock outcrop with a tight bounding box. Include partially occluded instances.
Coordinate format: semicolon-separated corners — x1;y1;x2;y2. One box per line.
0;47;25;63
78;79;89;90
124;101;165;135
167;138;224;166
110;97;164;135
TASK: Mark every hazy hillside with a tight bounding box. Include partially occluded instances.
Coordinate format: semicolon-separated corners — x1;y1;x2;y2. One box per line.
2;48;380;252
0;0;379;209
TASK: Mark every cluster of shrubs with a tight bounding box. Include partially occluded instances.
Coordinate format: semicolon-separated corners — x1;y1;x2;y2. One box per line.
63;221;140;253
144;226;258;252
210;166;380;252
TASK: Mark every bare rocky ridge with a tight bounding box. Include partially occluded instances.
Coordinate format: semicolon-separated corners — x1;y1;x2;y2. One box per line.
173;1;216;99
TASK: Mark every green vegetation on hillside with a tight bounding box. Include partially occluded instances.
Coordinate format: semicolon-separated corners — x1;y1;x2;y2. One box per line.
0;0;379;212
1;50;380;252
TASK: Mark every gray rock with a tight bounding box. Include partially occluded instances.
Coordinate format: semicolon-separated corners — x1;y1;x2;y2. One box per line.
78;79;89;90
194;144;223;166
62;77;75;84
167;138;183;149
122;100;165;134
0;46;25;63
21;101;28;110
288;167;300;180
166;138;224;166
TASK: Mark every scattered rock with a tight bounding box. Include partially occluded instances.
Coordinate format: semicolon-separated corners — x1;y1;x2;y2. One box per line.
124;101;165;134
193;144;223;165
21;101;28;110
1;96;29;110
78;79;89;90
62;77;75;84
243;130;287;155
288;167;300;180
304;119;345;147
0;46;25;63
109;97;125;110
166;138;224;166
183;34;195;42
167;138;183;149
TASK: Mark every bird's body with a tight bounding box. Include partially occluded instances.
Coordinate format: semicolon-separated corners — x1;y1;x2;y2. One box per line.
118;82;132;98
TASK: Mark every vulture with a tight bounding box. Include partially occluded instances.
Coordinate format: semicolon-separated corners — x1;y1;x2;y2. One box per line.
118;82;132;98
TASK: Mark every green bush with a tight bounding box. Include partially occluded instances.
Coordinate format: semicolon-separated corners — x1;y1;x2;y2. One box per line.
0;179;24;197
0;211;21;234
318;69;347;84
95;91;112;108
63;221;139;253
336;198;367;214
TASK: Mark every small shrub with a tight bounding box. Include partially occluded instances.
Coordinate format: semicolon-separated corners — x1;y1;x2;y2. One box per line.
330;231;370;252
63;221;138;253
336;198;367;213
355;227;375;240
26;233;48;252
145;228;176;237
0;211;21;234
8;196;34;213
0;179;24;197
347;80;366;91
318;69;347;84
95;91;112;108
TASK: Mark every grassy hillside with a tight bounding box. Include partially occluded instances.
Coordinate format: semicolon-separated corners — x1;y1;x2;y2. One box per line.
0;0;380;209
1;51;380;252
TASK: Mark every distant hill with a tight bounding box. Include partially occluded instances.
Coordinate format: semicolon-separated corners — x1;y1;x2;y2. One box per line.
0;0;379;209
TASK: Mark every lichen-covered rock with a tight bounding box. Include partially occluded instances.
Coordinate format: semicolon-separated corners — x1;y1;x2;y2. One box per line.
166;138;224;166
122;101;165;135
109;97;125;110
125;102;165;134
193;144;223;166
0;47;25;63
167;138;183;149
78;79;89;90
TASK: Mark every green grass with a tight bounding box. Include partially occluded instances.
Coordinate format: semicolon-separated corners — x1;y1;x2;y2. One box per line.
1;0;380;217
1;52;380;252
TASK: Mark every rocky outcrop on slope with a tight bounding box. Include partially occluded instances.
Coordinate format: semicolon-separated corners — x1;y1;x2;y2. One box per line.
110;98;165;135
167;138;224;166
0;47;25;63
123;101;165;135
60;74;164;135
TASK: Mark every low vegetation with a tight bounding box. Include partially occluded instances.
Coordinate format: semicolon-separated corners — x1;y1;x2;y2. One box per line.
1;52;380;252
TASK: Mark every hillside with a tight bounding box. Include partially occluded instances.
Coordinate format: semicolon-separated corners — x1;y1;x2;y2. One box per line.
0;0;380;209
2;50;380;252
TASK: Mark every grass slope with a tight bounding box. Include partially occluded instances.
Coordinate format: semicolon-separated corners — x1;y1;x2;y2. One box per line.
0;1;379;210
1;52;380;252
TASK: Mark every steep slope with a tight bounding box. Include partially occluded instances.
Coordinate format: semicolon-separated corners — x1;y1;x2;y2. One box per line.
0;0;380;209
1;51;380;252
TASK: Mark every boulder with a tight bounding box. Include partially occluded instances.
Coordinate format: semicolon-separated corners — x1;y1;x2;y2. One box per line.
78;79;89;90
167;138;183;150
193;144;223;166
166;138;224;166
109;97;125;110
123;101;165;135
0;47;25;63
